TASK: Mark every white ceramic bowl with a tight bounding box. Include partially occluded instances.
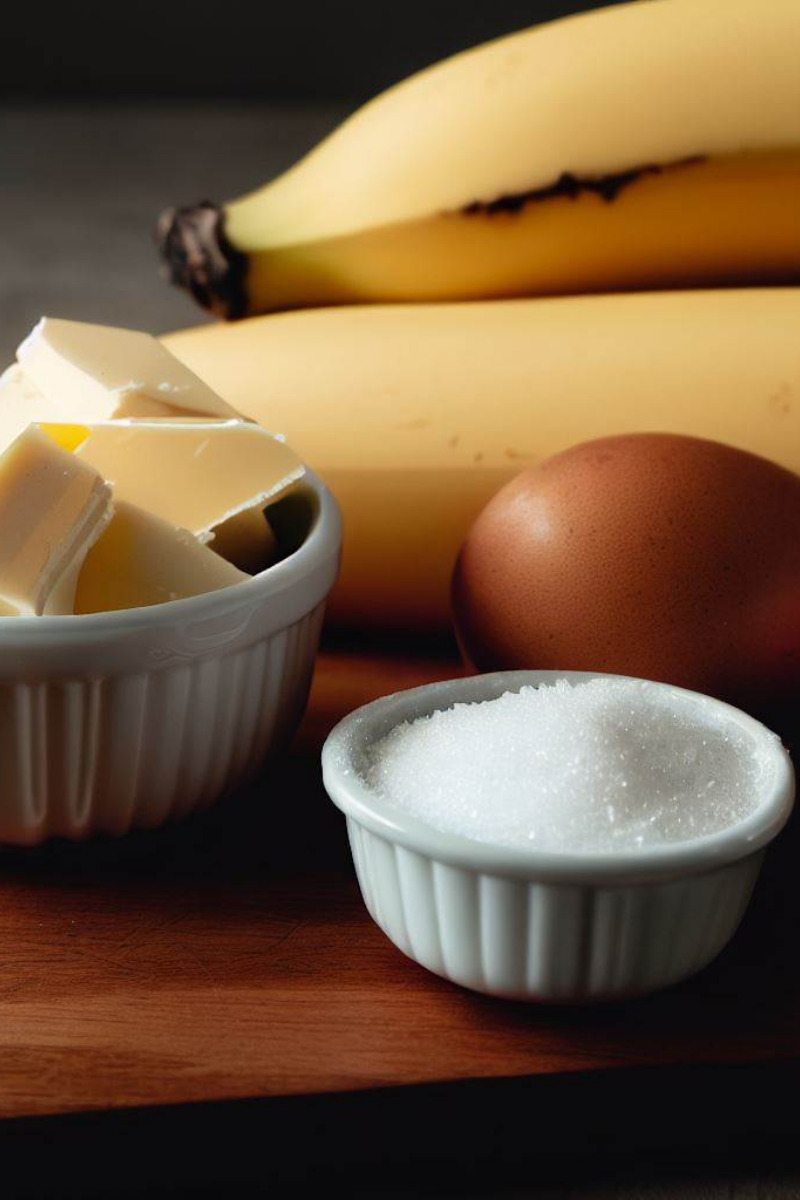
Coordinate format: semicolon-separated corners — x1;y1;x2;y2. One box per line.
323;670;795;1003
0;472;340;845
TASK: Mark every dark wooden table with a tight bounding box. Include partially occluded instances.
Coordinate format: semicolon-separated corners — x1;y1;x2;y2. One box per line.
0;642;795;1198
2;104;800;1199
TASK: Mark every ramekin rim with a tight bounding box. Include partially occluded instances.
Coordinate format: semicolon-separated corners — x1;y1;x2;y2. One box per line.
322;669;796;884
0;470;341;642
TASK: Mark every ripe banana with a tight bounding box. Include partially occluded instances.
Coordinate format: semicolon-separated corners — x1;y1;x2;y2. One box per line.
163;289;800;631
158;0;800;318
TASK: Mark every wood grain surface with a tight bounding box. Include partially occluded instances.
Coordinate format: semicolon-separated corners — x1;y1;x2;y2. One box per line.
0;642;796;1123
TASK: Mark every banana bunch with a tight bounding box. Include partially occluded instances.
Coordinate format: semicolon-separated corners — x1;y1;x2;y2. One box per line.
159;0;800;316
163;290;800;630
158;0;800;631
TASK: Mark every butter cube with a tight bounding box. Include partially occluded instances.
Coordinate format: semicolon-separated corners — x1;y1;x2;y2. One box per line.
43;420;304;566
0;366;49;454
75;501;248;614
0;317;240;451
0;427;112;616
209;506;278;574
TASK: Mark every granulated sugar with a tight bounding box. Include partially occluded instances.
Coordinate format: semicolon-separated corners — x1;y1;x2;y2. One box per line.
363;679;778;853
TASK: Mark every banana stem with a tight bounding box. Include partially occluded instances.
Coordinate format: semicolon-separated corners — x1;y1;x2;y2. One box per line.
156;202;247;320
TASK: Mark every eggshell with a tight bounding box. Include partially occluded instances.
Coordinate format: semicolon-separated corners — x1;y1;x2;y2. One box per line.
452;433;800;708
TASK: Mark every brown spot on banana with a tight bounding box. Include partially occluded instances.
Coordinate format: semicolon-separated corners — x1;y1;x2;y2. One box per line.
461;156;706;216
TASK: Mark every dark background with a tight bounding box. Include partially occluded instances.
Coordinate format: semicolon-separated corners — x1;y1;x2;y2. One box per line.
2;0;627;99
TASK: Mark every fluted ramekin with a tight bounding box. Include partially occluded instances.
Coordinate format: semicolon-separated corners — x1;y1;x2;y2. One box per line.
0;471;340;845
323;670;794;1003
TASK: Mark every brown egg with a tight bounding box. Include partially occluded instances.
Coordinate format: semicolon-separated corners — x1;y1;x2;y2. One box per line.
452;433;800;709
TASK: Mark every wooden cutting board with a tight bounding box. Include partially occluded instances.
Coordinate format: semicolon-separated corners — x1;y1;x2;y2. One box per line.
0;642;797;1123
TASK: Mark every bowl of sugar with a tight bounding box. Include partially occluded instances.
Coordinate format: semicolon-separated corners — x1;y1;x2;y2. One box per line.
322;671;794;1003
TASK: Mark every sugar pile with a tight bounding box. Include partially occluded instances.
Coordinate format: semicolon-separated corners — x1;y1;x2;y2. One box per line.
363;679;778;854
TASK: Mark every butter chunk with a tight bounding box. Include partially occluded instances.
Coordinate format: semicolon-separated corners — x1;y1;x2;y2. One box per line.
0;365;48;455
75;501;248;614
0;427;112;617
210;506;278;574
0;318;240;452
44;420;304;565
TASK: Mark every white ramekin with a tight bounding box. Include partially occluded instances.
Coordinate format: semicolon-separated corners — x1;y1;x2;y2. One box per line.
0;472;340;845
322;670;795;1003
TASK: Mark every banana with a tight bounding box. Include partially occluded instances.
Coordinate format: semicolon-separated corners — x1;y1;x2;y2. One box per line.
158;0;800;318
163;290;800;631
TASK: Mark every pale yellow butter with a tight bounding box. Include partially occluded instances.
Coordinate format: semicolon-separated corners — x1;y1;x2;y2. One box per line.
0;365;48;454
0;427;112;616
75;500;248;614
43;420;304;562
0;318;240;451
209;506;278;574
18;317;241;419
